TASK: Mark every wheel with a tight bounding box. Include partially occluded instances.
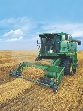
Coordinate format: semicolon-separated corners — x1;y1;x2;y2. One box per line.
53;85;58;92
44;78;51;84
39;77;51;84
62;57;73;75
35;56;42;61
39;77;44;83
16;70;22;76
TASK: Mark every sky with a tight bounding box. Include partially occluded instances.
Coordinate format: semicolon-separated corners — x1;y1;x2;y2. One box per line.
0;0;83;50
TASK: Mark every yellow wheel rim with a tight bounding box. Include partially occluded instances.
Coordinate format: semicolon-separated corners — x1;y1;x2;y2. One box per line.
70;64;72;72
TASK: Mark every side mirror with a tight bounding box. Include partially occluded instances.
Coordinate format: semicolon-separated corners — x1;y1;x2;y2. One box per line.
78;41;81;45
37;40;38;44
38;45;40;49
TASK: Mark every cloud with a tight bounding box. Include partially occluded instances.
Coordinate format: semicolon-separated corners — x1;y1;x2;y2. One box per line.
0;17;83;49
6;36;23;42
1;17;38;42
31;36;39;41
72;30;83;37
3;29;24;42
24;36;39;42
1;17;83;38
41;23;83;34
0;17;36;33
3;29;23;37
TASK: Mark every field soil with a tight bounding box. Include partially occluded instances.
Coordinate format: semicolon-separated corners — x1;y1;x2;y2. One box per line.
0;50;83;111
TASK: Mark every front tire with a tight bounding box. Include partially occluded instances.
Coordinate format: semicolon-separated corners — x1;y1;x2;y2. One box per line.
35;56;42;61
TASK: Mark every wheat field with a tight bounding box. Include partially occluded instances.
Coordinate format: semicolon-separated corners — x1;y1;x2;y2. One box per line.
0;50;83;111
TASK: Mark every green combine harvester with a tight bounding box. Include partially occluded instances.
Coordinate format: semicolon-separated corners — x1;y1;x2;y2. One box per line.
9;32;81;92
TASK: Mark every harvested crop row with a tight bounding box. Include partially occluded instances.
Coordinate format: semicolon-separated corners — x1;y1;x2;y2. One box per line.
0;78;33;105
22;60;51;80
0;50;83;111
0;64;18;85
22;67;45;80
35;60;51;65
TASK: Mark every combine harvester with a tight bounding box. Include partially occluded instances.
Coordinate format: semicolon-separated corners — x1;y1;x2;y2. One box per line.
9;32;81;92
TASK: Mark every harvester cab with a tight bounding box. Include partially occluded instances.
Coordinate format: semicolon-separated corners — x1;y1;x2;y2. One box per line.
9;32;81;92
39;33;61;53
36;32;81;60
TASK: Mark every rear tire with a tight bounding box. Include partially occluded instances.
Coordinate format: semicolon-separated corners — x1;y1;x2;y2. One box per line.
62;57;73;75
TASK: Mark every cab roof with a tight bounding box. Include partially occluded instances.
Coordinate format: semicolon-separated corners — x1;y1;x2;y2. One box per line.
39;32;68;38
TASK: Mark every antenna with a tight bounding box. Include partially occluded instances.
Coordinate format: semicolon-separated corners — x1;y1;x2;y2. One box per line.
55;27;57;33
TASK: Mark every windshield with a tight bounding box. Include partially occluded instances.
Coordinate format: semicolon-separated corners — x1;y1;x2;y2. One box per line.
40;34;61;53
